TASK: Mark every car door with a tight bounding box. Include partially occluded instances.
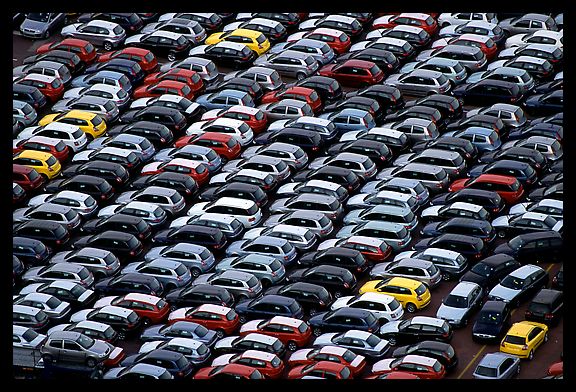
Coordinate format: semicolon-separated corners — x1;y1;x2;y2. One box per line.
498;357;516;379
527;326;546;351
61;339;85;363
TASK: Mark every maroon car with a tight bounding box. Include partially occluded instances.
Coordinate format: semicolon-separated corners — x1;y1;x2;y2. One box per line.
319;59;384;87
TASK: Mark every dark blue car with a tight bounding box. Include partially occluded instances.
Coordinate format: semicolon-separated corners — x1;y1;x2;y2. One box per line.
421;217;495;244
235;294;304;323
140;321;218;346
522;90;563;116
308;307;381;336
468;160;539;188
85;58;145;85
120;349;194;379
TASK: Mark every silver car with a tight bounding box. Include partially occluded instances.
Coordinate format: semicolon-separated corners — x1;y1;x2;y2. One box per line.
420;44;487;72
222;155;291;181
312;330;390;359
224;66;285;92
264;210;334;239
27;191;98;218
22;263;95;288
436;281;484;327
370;258;442;288
191;270;263;301
466;104;528;128
98;201;168;227
308;153;377;181
376;163;450;194
437;13;498;27
13;100;38;127
63;84;131;111
242;224;317;252
473;352;521;379
336;221;412;251
19;12;66;39
270;38;336;65
254;50;319;80
360;178;430;207
269;193;344;221
121;259;192;291
466;67;535;94
386;69;451;96
500;13;558;35
13;203;82;231
51;95;120;123
392;149;466;179
215;254;286;288
13;60;72;86
13;292;71;322
145;243;215;278
160;57;220;86
115;186;186;216
40;330;115;367
400;57;467;85
87;133;156;162
48;247;122;280
142;18;207;45
61;20;126;50
343;205;418;232
395;248;468;282
258;99;315;121
241;142;309;171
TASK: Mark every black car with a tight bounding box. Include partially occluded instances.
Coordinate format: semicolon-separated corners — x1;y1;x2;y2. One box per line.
45;175;115;202
194;43;256;70
13;220;70;249
294;75;343;104
85;58;145;85
164;284;234;311
130;172;198;199
421;217;495;243
61;161;131;188
13;236;53;265
327;139;393;166
71;231;144;260
379;316;453;346
404;94;463;120
507;123;563;142
533;78;563;94
152;225;227;252
238;19;287;43
198;182;268;207
525;288;563;326
206;77;264;103
472;300;512;343
119;107;187;134
445;114;506;136
78;13;144;34
391;341;458;372
539;172;563;188
252;12;301;30
292;166;361;193
169;13;223;32
95;273;164;298
326;96;384;124
308;308;381;336
494;231;562;264
346;84;404;114
460;254;521;291
527;183;563;202
234;295;303;323
74;149;142;174
81;214;152;241
478;147;547;173
298;248;369;274
121;349;193;379
108;121;175;149
13;84;48;111
286;265;357;299
414;234;486;262
430;189;505;216
257;128;324;155
127;32;191;61
22;50;86;76
264;282;333;316
13;256;26;285
384;105;446;130
452;80;524;106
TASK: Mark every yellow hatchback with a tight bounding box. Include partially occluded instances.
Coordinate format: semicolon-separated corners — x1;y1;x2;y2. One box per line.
205;28;271;55
359;277;431;313
13;150;61;180
500;321;548;360
39;110;107;139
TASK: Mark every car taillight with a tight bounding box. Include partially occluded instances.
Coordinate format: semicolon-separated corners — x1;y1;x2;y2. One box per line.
104;265;112;270
176;276;182;281
525;310;532;317
343;282;350;288
416;296;422;301
545;313;554;320
474;253;482;259
501;341;506;347
522;345;528;350
442;332;449;338
248;287;254;293
435;183;443;188
510;97;517;103
312;146;319;151
129;250;136;256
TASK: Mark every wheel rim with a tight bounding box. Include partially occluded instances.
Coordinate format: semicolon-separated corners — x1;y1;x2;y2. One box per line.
191;269;201;278
168;53;176;61
239;316;246;323
104;42;112;50
87;358;96;367
544;333;548;342
314;328;322;337
528;350;533;360
498;231;506;238
309;308;317;316
406;304;416;313
388;337;396;346
442;273;451;281
170;305;177;312
217;330;224;338
288;342;297;351
334;292;342;299
297;73;305;80
118;332;126;340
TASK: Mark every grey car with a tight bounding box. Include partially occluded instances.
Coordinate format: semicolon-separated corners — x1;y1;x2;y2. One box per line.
121;259;192;291
13;203;82;231
312;330;390;359
466;104;528;128
222;155;291;181
242;224;318;252
20;13;66;39
13;292;71;322
400;57;468;85
264;210;334;240
277;180;348;203
376;162;450;193
336;221;412;251
49;247;121;280
13;100;38;127
266;116;337;141
40;330;114;367
393;149;466;179
347;189;419;212
255;50;319;80
191;270;263;301
269;193;344;221
61;20;126;50
386;69;452;96
258;99;315;121
142;18;207;45
473;352;521;379
115;186;186;216
87;133;156;162
223;66;285;92
466;67;535;94
14;60;72;87
145;243;216;278
51;95;120;123
22;263;95;289
308;153;377;181
270;38;336;65
436;281;484;327
499;13;558;35
384;117;439;143
343;205;418;232
225;236;298;266
420;45;487;72
394;248;468;282
241;142;309;172
369;258;442;288
360;178;430;207
215;254;286;288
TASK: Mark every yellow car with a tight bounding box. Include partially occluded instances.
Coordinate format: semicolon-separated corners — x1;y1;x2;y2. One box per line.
205;28;271;55
500;321;548;360
39;110;107;139
359;277;431;313
13;150;61;180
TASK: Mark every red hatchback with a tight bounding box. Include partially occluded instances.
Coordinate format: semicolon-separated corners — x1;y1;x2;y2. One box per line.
319;59;384;88
371;355;446;379
13;136;71;162
37;38;98;64
133;80;195;100
168;304;240;337
97;47;159;73
445;34;498;61
304;28;351;54
13;164;46;192
449;174;525;204
287;361;353;379
96;293;170;325
287;346;367;376
15;74;65;102
193;363;264;379
213;350;285;379
239;316;312;351
261;86;323;114
175;132;242;162
144;69;205;96
140;158;210;187
201;106;268;134
373;13;438;35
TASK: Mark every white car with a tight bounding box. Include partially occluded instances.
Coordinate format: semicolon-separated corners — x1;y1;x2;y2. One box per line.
129;95;203;118
208;168;276;188
98;201;167;227
350;37;410;53
211;349;282;368
504;30;563;49
437;12;498;27
187;197;262;228
339;127;402;143
27;191;98;218
242;224;317;251
138;337;211;365
17;123;88;152
13;325;46;350
186;118;254;146
509;199;562;219
63;83;130;108
114;186;186;216
331;292;404;322
61;20;126;50
436;281;484;327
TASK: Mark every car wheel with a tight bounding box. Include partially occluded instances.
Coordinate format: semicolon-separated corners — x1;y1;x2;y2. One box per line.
528;350;534;360
498;230;506;238
42;354;54;364
40;174;49;182
167;52;176;62
165;284;176;292
216;329;225;339
239;315;247;324
296;72;306;81
94;271;106;281
308;308;317;316
313;328;322;337
237;294;248;302
388;336;397;346
544;333;548;342
442;273;451;281
288;341;298;351
86;357;97;368
142;317;151;326
441;22;450;28
103;42;113;51
334;291;342;299
190;268;201;278
118;331;126;340
516;364;521;376
406;303;417;313
170;304;178;312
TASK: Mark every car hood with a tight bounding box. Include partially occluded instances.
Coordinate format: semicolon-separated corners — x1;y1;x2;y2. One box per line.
267;119;291;132
192;272;216;285
349;42;369;52
47;323;70;336
21;19;52;32
211;353;235;366
125;34;145;45
416;49;435;61
468;164;487;178
214;336;237;350
316;239;339;251
129;97;154;109
209;172;231;185
421;221;442;236
264;214;283;227
277;182;299;196
379;320;402;335
187;201;209;215
115;191;137;205
242;228;266;241
492;216;511;228
487;60;508;71
393;250;417;261
308;157;331;171
385;74;402;85
420;205;442;218
488;284;519;302
312;332;339;347
330;296;353;310
498;47;518;59
375;167;395;180
71;149;94;163
169;216;193;229
98;205;121;218
103;366;126;379
225;240;249;256
368;262;394;278
94;296;117;308
70;308;93;323
413;237;434;251
393;153;415;167
221;159;242;173
342;209;364;224
18;283;45;296
239;319;263;334
466;71;486;84
269;198;290;213
335;225;356;239
22;267;43;281
141;161;162;173
347;194;369;207
439;25;458;37
436;304;468;322
372;358;395;373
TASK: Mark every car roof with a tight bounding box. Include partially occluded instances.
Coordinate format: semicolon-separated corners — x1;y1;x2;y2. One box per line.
410;316;446;327
386;277;424;289
396;258;433;269
508;321;539;336
86;20;121;29
408;69;445;79
100;305;135;317
243;332;280;344
145;258;182;269
247;18;282;28
213;197;257;209
196;304;232;315
450;281;481;297
149;30;185;41
46;280;83;290
76;320;112;332
57;190;92;201
218;269;257;281
375;190;414;201
341;330;373;339
124;293;161;304
421;248;461;259
402;162;445;174
305;179;342;191
48;330;84;340
514;56;549;65
532;288;562;303
311;27;346;37
356;292;396;304
481;300;509;312
292;193;337;204
125;363;169;376
448;202;485;213
251;235;290;247
478;352;512;367
269;315;304;327
271;224;311;236
402;354;439;367
509;264;544;279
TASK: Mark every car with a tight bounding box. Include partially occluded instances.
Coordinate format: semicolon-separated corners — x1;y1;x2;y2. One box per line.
201;105;267;134
371;354;446;379
12;325;47;354
239;316;312;351
87;134;155;163
61;20;126;51
103;363;174;379
142;18;206;45
336;221;412;251
242;225;316;253
115;186;186;216
438;12;497;27
263;210;334;240
93;293;169;326
467;67;536;94
318;59;384;88
475;352;522;381
195;89;255;112
386;69;451;96
120;259;192;292
13;182;27;206
522;90;563;116
13;150;62;181
346;190;419;212
509;199;563;221
500;321;549;360
123;30;191;61
270;193;344;221
13;100;39;127
300;14;363;38
234;294;303;323
191;269;263;301
264;282;333;316
330;292;404;323
151;225;227;253
298;248;369;275
139;158;208;186
308;152;377;181
13;84;49;112
260;86;322;114
435;282;484;328
70;230;145;260
225;236;297;266
488;56;554;81
69;304;144;340
287;345;366;377
414;233;487;262
205;28;270;55
206;77;264;104
494;231;563;264
61;161;130;188
119;349;193;379
452;80;525;106
421;217;495;244
167;304;240;338
13;304;52;332
19;13;66;39
376;163;450;194
342;205;418;231
327;140;392;167
94;273;164;299
449;174;525;205
210;350;284;379
186;197;262;229
138;337;211;366
13;203;81;231
84;57;145;86
12;165;45;194
492;212;562;239
500;13;558;35
271;38;336;66
359;277;431;313
287;361;353;379
193;363;264;380
312;330;389;359
48;247;122;280
286;264;357;300
13;220;70;250
317;236;393;264
394;248;467;282
140;320;219;348
214;332;285;357
525;288;563;326
107;122;174;150
226;17;287;43
369;258;442;289
96;201;167;228
13;292;71;323
488;264;549;307
189;41;258;70
379;316;453;347
38;109;107;140
12;237;52;268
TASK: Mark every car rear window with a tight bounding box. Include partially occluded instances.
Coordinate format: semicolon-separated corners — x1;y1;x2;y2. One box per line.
46;155;58;166
64;209;78;220
225;309;237;321
414;283;427;296
247;275;259;288
504;335;525;345
110;25;123;35
472;50;484;61
297;322;309;334
338;32;348;42
175;264;188;276
281;242;293;253
103;252;118;265
475;365;497;377
270;259;283;271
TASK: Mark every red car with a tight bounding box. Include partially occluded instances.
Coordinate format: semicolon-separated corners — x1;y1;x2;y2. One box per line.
261;86;323;113
448;174;525;204
168;304;240;337
13;136;71;162
319;59;384;88
442;34;498;61
96;47;159;73
371;355;446;379
193;363;264;379
372;13;438;35
239;316;312;351
140;158;210;186
304;28;351;54
287;361;353;379
339;237;392;263
365;371;420;379
212;350;284;379
175;132;242;162
13;164;46;192
201;106;268;134
144;68;204;95
37;38;98;64
15;74;65;102
96;293;170;325
287;346;367;376
133;80;195;100
548;361;563;376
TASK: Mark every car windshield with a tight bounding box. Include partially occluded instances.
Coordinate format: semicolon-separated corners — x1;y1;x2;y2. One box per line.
194;324;209;337
475;365;497;377
508;236;525;249
77;334;95;349
27;13;51;22
500;275;524;290
443;294;467;308
45;296;62;308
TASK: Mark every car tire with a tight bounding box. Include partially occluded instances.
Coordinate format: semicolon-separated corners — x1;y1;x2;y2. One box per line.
216;329;225;339
442;273;451;281
239;315;247;324
103;42;113;51
388;336;397;346
86;357;97;368
94;271;106;280
167;52;176;62
313;328;322;337
544;333;548;342
118;331;126;340
296;72;306;81
308;308;317;316
142;317;151;326
441;22;450;28
334;291;342;299
528;350;534;360
40;174;49;182
287;341;298;351
406;303;417;313
498;230;506;238
261;279;271;288
42;354;54;364
165;284;176;292
170;304;178;312
190;268;201;278
237;294;248;302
